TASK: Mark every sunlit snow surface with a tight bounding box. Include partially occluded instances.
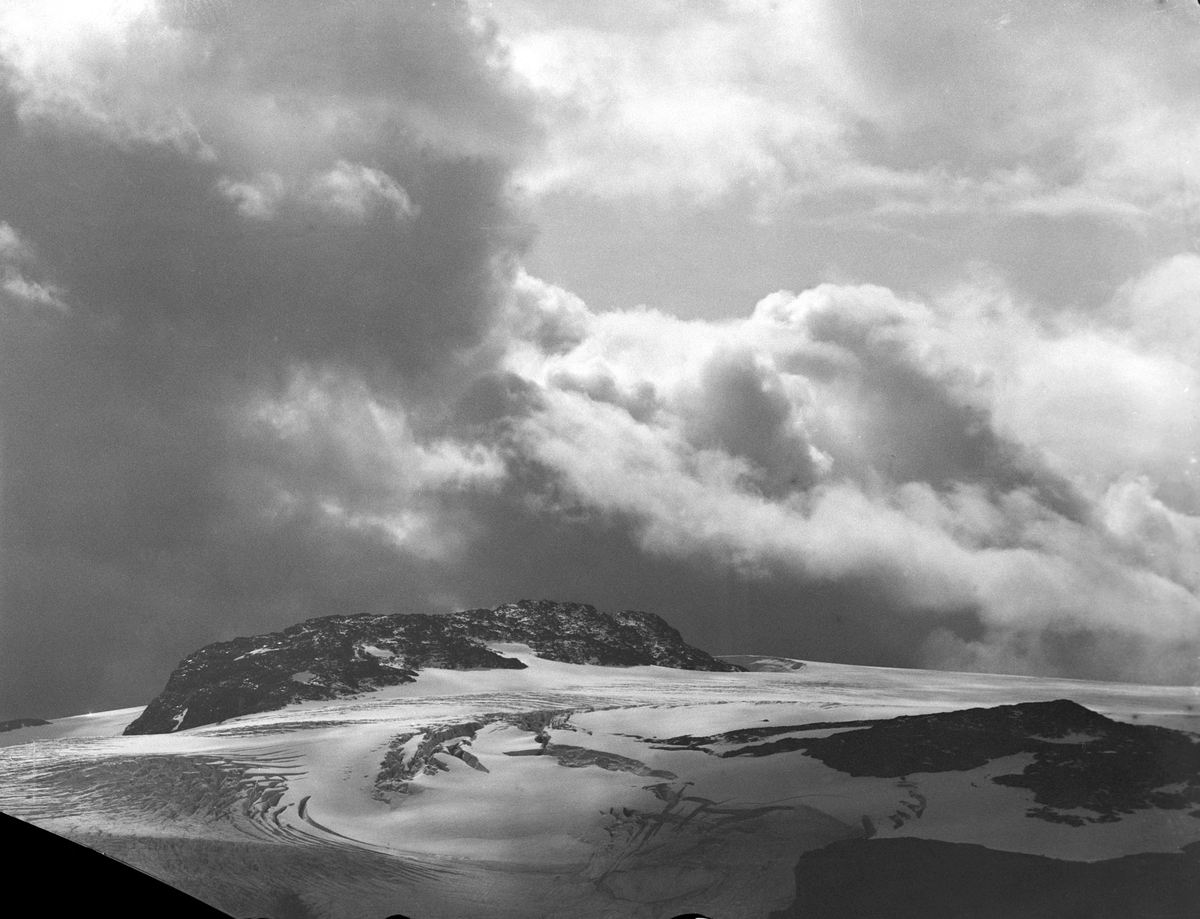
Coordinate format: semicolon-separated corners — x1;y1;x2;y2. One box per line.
2;649;1199;919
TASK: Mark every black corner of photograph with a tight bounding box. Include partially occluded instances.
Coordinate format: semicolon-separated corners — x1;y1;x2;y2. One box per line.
0;812;231;919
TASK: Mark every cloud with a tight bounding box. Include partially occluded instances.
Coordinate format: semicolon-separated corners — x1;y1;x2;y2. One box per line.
218;160;419;224
2;1;1197;722
0;220;26;259
0;220;67;312
992;330;1198;493
0;0;537;719
242;367;506;557
1112;253;1200;361
496;0;848;204
1;271;68;311
492;0;1200;226
480;270;1200;685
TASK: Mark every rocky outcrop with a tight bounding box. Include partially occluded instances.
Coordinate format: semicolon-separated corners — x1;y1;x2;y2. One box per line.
768;837;1200;919
0;717;51;732
124;600;743;734
651;699;1200;824
375;722;491;797
720;655;807;672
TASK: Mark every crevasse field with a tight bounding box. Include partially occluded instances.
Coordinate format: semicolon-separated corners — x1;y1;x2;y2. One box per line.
2;649;1199;919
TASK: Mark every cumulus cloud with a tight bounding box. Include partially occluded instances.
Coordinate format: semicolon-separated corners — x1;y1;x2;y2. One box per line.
482;269;1200;685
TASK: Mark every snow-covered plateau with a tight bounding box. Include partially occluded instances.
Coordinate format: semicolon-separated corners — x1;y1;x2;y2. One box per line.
2;603;1199;918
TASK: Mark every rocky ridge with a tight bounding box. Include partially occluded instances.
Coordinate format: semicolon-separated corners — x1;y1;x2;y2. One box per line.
124;600;743;734
769;837;1200;919
650;699;1200;825
0;717;51;733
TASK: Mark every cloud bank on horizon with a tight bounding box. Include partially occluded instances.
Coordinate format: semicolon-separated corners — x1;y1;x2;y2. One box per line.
0;0;1197;719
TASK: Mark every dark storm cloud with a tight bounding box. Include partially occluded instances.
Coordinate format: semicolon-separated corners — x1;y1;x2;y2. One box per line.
397;480;987;672
0;84;526;386
0;0;535;720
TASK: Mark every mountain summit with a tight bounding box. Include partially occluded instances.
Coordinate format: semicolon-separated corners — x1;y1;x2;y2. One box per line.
123;600;742;734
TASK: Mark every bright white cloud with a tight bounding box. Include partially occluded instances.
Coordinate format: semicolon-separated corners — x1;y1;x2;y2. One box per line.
994;331;1199;491
306;161;419;223
493;267;1200;683
497;0;848;203
487;0;1200;226
0;222;28;261
216;172;287;221
217;162;418;223
1;271;68;312
0;222;67;312
1112;253;1200;360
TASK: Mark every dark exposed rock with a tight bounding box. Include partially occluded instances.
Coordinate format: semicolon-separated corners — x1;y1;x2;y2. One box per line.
506;709;578;736
720;655;807;672
651;716;878;750
651;700;1200;823
768;837;1200;919
2;812;229;918
505;743;677;779
375;722;489;797
0;717;51;732
374;710;590;798
372;708;672;799
125;600;742;734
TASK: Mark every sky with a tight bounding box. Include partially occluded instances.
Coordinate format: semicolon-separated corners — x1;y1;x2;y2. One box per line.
1;0;1198;721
